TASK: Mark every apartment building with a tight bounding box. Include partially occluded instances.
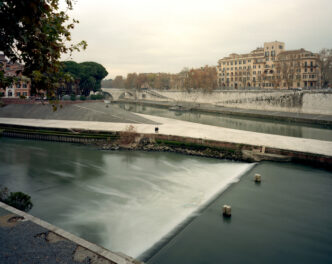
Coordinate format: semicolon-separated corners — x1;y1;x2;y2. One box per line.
217;41;321;89
0;54;32;98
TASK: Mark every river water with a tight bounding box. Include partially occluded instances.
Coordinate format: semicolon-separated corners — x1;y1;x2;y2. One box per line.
113;102;332;141
1;138;332;263
0;137;254;259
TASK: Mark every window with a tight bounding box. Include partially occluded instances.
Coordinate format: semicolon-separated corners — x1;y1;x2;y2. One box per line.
235;67;237;70
279;45;283;49
248;60;251;63
16;92;21;97
265;51;269;57
271;50;275;57
16;83;21;88
235;61;237;65
243;60;246;64
239;66;242;70
239;61;242;65
8;91;12;97
23;92;27;96
243;66;246;69
231;61;233;65
22;83;27;88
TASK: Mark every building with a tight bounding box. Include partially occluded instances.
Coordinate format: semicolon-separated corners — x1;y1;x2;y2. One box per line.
0;54;32;98
217;41;321;89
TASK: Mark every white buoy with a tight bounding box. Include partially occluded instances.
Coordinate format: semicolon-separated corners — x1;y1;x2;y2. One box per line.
254;173;261;183
222;205;231;217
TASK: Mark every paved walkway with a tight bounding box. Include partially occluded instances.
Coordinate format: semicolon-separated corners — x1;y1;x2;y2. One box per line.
0;103;157;124
0;115;331;157
0;202;138;264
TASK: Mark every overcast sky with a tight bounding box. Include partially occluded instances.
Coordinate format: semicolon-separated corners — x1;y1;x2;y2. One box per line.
64;0;332;78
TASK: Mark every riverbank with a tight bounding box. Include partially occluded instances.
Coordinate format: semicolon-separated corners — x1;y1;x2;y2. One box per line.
0;202;140;264
117;99;332;126
0;115;331;169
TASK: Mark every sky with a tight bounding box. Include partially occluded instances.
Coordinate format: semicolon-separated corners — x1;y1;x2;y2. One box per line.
63;0;332;79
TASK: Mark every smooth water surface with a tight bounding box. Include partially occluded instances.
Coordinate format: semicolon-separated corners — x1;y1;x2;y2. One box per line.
148;162;332;264
0;138;253;258
114;102;332;141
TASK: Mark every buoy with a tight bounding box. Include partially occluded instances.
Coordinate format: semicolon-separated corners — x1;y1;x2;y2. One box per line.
254;173;261;183
222;205;231;217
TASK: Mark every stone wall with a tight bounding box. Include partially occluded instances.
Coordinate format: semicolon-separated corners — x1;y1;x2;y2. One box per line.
136;90;332;115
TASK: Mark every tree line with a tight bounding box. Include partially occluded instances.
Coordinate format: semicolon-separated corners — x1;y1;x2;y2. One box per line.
102;65;217;92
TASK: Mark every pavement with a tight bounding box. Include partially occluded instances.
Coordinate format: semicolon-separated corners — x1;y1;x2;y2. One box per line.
0;103;157;124
0;114;331;157
0;202;139;264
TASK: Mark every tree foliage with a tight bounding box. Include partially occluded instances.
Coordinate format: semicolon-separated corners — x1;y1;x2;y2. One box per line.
0;185;33;212
318;49;332;88
61;61;108;96
0;0;87;95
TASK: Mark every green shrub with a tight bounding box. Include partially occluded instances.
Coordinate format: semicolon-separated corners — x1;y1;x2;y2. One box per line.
70;94;76;101
90;94;97;100
0;185;33;212
95;94;104;100
80;95;86;100
19;95;26;99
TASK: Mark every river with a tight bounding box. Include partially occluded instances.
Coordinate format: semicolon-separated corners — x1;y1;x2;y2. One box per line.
0;137;331;263
0;137;253;259
113;102;332;141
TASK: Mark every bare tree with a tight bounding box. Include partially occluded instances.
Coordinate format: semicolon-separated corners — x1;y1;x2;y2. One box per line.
318;49;332;88
275;54;300;89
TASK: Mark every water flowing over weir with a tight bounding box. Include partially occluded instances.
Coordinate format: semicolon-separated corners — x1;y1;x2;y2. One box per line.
0;138;255;259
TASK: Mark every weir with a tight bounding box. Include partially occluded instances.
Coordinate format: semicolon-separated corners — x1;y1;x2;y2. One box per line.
0;138;255;261
0;115;331;169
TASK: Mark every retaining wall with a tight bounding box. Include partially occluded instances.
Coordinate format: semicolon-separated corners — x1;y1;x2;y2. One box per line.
131;90;332;115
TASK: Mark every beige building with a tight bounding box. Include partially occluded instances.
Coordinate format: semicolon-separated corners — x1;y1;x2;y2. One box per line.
217;41;321;89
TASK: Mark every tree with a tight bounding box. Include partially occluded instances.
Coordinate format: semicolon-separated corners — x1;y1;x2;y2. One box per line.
182;66;217;92
318;49;332;88
102;78;113;88
0;0;87;96
61;61;108;95
112;76;125;88
125;73;138;89
275;54;299;89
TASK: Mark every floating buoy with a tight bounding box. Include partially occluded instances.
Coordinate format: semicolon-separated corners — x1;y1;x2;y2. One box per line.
222;205;231;217
254;173;261;183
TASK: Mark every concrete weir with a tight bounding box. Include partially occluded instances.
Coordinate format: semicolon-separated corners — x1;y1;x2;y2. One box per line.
0;115;332;169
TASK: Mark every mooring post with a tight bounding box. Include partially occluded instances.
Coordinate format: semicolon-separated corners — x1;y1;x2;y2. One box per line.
254;173;261;183
222;205;232;217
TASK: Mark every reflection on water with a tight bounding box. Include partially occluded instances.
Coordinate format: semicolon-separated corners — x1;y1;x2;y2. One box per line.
115;103;332;141
0;138;254;258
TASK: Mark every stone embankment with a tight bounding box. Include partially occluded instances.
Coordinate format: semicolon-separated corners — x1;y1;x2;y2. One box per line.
1;123;331;170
